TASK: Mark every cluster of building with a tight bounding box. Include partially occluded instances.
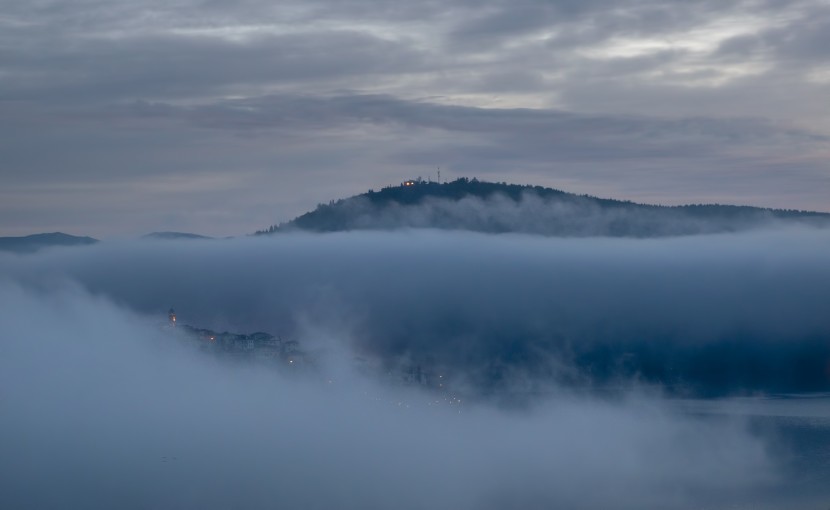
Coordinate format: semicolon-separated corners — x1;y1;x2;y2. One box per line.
167;308;303;365
164;309;460;408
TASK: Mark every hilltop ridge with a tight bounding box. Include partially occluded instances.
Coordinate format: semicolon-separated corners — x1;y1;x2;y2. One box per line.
259;178;830;237
0;232;98;253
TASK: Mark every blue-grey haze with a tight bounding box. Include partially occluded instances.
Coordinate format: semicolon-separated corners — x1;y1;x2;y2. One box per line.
1;228;829;508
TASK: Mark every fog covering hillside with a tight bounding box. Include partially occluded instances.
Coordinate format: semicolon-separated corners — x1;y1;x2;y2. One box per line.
259;178;830;236
5;230;829;398
2;228;830;508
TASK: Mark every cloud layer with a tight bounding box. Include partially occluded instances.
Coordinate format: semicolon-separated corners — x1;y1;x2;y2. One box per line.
0;273;794;510
2;228;830;507
2;0;830;236
4;227;830;396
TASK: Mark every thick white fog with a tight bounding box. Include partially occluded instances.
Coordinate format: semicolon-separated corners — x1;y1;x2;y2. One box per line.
1;228;829;508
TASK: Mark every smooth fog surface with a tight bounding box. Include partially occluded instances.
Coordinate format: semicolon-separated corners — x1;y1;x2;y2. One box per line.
1;228;830;508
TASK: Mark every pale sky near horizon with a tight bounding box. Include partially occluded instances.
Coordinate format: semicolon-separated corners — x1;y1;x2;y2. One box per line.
2;0;830;237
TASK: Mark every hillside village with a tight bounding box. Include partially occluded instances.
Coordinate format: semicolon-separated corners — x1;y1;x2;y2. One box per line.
166;308;304;366
164;308;457;399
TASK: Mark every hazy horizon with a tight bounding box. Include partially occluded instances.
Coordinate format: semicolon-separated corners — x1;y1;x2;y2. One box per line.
5;177;830;240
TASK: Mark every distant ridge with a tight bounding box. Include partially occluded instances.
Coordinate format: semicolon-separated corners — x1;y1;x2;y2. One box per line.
143;231;212;240
258;178;830;237
0;232;98;253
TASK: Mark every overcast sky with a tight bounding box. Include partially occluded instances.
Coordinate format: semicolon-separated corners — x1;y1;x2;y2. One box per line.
2;0;830;237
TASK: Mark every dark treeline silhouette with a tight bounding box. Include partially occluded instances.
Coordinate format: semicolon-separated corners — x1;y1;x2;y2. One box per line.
0;232;98;253
257;178;830;237
365;325;830;399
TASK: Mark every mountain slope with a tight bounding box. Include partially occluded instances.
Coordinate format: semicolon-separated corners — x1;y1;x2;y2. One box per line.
0;232;98;253
259;178;830;237
143;232;212;240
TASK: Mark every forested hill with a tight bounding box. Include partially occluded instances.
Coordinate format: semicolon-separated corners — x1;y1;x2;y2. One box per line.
0;232;98;253
258;178;830;237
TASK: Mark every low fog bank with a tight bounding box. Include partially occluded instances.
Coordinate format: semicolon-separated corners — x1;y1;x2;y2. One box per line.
2;227;829;397
0;284;804;509
282;188;830;237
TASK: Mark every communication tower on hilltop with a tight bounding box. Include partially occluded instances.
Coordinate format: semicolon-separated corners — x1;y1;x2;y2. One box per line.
168;308;177;327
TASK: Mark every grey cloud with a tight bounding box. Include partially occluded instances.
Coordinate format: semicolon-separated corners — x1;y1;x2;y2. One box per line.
136;93;824;144
134;94;828;171
108;93;830;208
562;49;689;78
3;0;830;236
763;17;830;64
715;32;768;57
3;91;829;238
5;0;827;107
0;31;427;102
448;3;559;47
447;0;742;51
714;1;830;61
